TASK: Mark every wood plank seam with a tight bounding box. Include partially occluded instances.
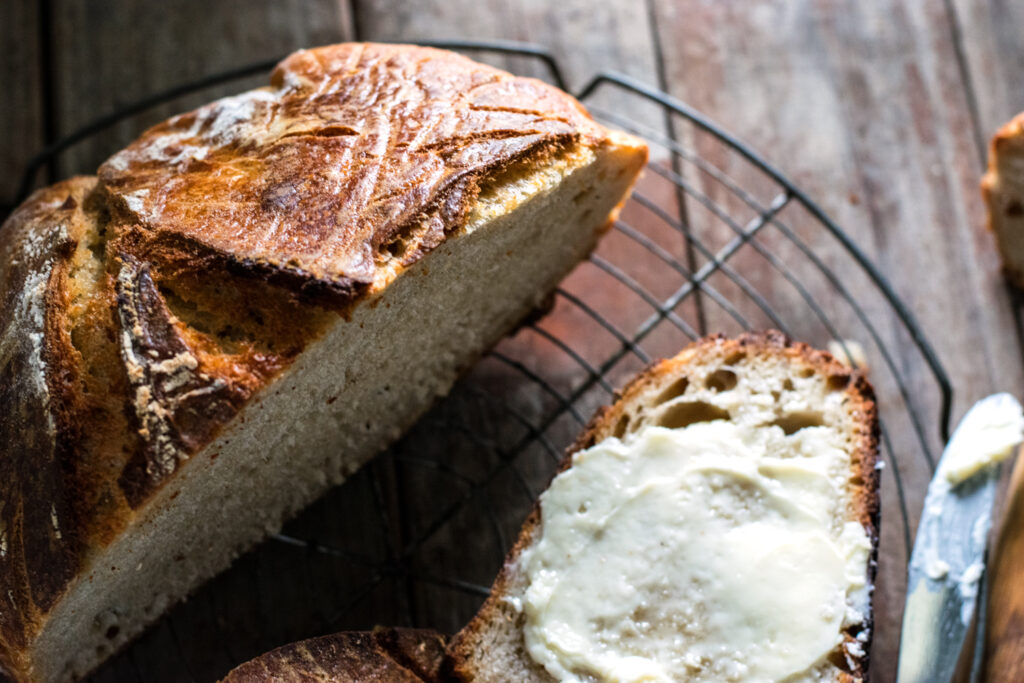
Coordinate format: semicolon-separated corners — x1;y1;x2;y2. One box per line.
641;0;706;335
38;0;59;186
942;0;987;163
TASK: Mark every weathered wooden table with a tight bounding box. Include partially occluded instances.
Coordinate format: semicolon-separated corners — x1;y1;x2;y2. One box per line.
4;2;1024;681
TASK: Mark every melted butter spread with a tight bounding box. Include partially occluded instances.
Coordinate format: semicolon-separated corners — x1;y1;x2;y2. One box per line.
520;421;870;683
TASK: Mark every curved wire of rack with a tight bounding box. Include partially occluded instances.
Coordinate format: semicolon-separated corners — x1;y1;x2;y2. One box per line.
5;41;953;683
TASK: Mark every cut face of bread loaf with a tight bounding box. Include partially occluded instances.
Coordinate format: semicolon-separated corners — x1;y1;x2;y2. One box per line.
449;331;879;683
983;112;1024;289
0;43;647;682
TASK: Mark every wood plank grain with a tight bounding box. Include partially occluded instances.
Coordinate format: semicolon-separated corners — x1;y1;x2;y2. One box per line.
0;1;44;212
885;3;1024;675
650;1;1024;680
48;0;355;181
947;0;1024;149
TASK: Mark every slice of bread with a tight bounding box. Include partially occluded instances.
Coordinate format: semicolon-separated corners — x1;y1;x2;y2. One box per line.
448;331;879;682
0;43;647;681
983;112;1024;288
220;628;447;683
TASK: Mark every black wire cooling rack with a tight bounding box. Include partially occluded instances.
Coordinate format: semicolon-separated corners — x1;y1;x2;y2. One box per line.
6;40;954;683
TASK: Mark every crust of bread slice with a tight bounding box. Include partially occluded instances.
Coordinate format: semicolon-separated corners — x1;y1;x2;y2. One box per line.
219;628;446;683
982;111;1024;289
447;330;880;683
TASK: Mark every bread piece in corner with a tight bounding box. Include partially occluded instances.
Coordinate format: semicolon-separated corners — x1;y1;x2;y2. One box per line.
448;331;880;683
220;628;447;683
983;111;1024;288
0;43;647;682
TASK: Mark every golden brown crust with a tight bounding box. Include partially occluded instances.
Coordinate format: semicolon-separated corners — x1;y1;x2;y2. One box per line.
99;42;605;309
448;330;879;683
220;628;447;683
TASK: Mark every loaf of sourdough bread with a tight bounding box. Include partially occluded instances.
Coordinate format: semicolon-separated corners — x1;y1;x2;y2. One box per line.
449;331;879;682
983;112;1024;288
0;43;647;681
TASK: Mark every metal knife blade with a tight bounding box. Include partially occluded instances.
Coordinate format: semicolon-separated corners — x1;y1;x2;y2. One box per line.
897;393;1024;683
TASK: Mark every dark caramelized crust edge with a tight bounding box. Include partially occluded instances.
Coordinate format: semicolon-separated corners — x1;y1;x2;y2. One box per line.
0;178;102;679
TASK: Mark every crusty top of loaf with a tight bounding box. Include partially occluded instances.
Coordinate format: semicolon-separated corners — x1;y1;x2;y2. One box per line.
99;43;606;308
0;43;630;678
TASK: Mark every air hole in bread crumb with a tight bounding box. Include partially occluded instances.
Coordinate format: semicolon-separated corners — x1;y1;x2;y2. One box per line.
723;351;745;365
783;378;795;391
612;414;630;439
827;374;850;391
827;648;852;673
849;475;865;487
656;376;690;403
799;367;815;378
384;238;408;259
656;401;730;429
705;369;738;392
772;411;824;435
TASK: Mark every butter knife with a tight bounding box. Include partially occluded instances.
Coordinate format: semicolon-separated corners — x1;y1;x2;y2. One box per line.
896;393;1024;683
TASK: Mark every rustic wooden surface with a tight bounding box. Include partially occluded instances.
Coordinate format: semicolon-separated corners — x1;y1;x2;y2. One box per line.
1;1;43;202
3;1;1024;681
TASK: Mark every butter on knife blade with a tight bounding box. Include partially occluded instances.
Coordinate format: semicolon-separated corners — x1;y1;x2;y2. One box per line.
939;394;1024;485
897;393;1024;683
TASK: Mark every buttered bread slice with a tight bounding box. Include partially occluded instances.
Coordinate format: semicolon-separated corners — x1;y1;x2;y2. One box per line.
0;43;646;681
449;331;879;682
